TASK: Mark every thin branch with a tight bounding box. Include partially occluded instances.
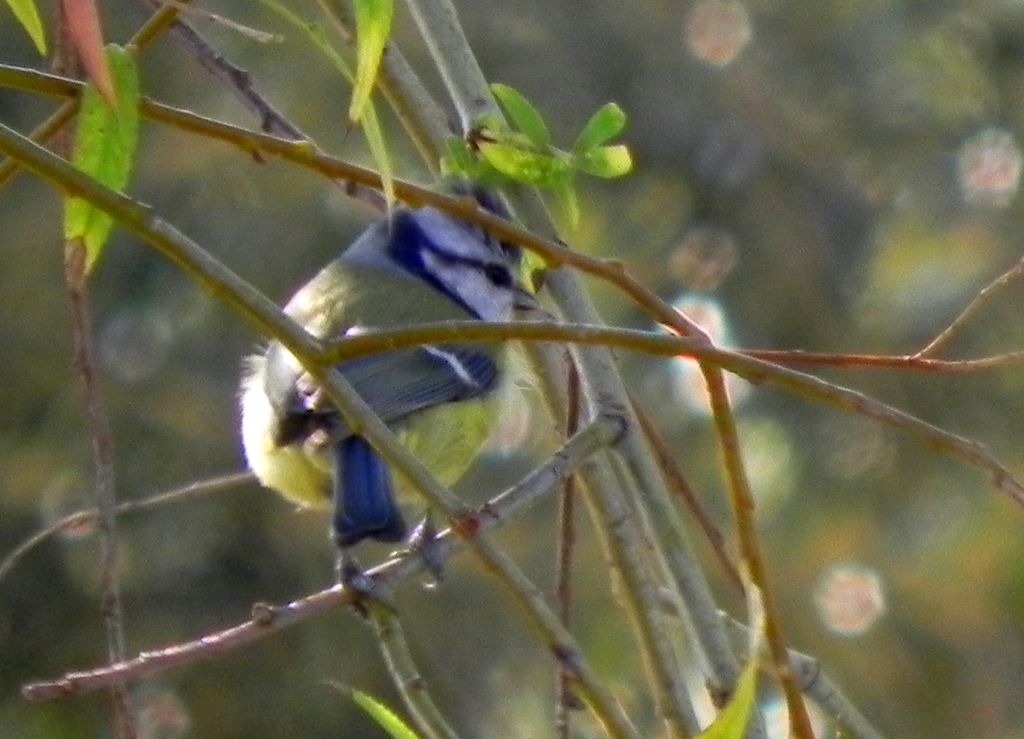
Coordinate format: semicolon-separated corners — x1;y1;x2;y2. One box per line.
23;420;631;736
702;367;814;739
0;1;193;191
311;320;1024;509
632;401;743;594
547;275;702;739
369;608;461;739
583;454;700;738
64;241;133;738
401;0;499;132
135;0;387;213
0;472;253;584
744;348;1024;372
554;360;583;739
723;615;888;739
913;252;1024;359
547;267;743;710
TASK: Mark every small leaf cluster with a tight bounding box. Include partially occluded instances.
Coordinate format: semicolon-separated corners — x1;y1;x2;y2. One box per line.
442;83;632;231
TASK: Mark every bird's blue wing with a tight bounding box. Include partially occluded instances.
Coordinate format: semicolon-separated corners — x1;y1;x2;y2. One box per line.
339;344;499;425
261;342;498;444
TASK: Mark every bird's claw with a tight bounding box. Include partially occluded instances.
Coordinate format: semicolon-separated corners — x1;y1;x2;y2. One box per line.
390;514;446;588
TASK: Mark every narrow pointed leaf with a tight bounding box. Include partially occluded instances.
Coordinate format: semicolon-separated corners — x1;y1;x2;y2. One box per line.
4;0;47;54
61;0;114;106
361;99;394;208
572;102;627;153
491;83;551;146
349;689;421;739
63;45;139;273
577;143;633;178
349;0;393;123
257;0;394;206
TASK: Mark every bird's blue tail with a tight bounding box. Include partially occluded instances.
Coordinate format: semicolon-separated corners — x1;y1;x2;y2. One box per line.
332;436;407;547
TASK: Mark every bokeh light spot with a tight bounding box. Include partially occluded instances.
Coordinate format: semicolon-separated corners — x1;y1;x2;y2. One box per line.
668;227;738;291
819;416;895;482
39;471;96;540
666;293;751;415
814;562;887;636
685;0;753;67
135;686;192;739
738;417;796;518
100;310;174;384
957;127;1022;206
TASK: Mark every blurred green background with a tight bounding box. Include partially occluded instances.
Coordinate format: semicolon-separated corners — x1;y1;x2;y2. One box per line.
3;0;1024;737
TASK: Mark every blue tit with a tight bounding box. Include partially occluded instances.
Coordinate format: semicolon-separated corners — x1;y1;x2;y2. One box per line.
240;199;535;549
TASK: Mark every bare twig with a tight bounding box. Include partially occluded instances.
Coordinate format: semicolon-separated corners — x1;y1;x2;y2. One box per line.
370;608;461;739
703;367;814;739
64;241;134;738
632;401;743;594
914;252;1024;359
23;421;630;735
0;472;253;583
135;0;387;213
554;360;583;739
744;348;1024;371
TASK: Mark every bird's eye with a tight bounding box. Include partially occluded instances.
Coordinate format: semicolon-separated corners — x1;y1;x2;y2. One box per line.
483;264;513;288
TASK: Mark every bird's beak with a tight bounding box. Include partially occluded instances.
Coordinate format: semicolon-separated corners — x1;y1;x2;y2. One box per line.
512;285;540;312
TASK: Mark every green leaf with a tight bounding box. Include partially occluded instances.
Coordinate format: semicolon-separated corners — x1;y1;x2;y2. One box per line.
349;0;393;123
4;0;46;54
695;581;767;739
361;100;394;208
491;83;551;146
576;143;633;178
440;136;490;180
256;0;394;207
549;176;580;232
349;689;422;739
64;45;139;273
478;134;571;186
572;102;627;153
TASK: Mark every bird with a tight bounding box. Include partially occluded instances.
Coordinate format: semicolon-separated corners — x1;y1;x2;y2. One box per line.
239;194;536;555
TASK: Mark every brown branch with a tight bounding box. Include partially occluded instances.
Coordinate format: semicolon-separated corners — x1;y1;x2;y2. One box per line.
702;366;815;739
631;400;743;594
21;423;619;711
63;241;133;737
745;348;1024;371
554;358;583;739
